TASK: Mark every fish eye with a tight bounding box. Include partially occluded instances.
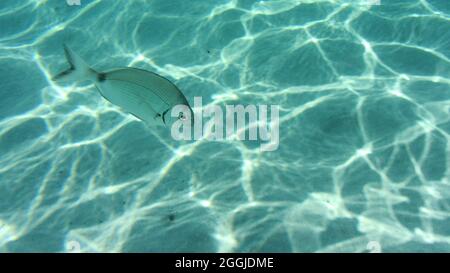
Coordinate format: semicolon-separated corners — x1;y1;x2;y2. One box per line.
178;112;186;120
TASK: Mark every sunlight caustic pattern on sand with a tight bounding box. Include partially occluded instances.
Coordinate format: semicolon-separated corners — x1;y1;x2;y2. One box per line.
0;0;449;252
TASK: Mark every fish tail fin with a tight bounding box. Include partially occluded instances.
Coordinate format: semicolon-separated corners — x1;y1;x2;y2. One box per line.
52;44;97;83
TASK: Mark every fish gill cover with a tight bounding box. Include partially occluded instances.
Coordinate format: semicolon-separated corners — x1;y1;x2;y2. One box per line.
0;0;449;252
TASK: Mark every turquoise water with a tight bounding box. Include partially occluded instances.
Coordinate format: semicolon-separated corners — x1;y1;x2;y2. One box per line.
0;0;449;252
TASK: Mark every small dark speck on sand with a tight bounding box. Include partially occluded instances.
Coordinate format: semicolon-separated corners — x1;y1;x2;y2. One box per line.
168;214;175;222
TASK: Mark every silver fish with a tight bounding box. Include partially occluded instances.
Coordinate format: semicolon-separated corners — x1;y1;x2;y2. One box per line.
53;45;193;127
